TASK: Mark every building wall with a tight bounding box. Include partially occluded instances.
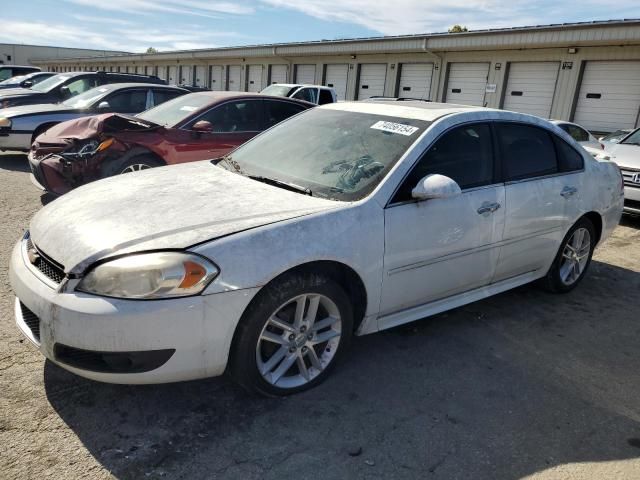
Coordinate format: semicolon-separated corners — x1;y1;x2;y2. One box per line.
0;44;125;66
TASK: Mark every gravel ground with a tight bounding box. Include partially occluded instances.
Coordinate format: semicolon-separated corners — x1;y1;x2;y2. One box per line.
1;152;639;479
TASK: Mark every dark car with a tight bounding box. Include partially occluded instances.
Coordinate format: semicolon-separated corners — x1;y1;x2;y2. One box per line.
0;83;188;152
0;65;40;82
0;71;166;109
29;92;313;195
0;71;55;90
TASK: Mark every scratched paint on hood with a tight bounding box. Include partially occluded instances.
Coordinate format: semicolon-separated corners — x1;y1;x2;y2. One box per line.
29;161;340;273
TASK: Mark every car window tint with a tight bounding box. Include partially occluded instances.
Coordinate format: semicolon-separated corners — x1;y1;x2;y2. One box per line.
152;89;183;106
0;69;14;81
65;78;98;97
553;136;584;172
264;100;305;128
292;88;317;103
497;123;557;181
566;124;589;142
105;89;148;113
319;90;334;105
196;100;263;133
393;123;494;203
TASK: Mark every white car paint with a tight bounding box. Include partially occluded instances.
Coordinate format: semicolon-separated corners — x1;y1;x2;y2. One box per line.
604;132;640;214
10;102;623;385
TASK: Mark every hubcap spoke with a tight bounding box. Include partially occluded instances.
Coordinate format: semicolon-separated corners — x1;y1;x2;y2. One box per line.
270;353;296;384
310;329;340;345
307;347;323;371
260;331;287;345
305;295;321;326
268;315;295;333
296;355;310;381
259;346;287;375
293;295;306;329
311;316;339;332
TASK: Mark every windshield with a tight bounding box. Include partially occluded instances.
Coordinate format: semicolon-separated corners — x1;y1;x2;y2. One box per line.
30;74;70;93
0;75;25;86
62;86;110;108
260;84;299;97
136;93;212;126
620;129;640;146
217;108;430;201
601;130;630;143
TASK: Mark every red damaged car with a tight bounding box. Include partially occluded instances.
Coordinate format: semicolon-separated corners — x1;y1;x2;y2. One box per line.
29;92;313;195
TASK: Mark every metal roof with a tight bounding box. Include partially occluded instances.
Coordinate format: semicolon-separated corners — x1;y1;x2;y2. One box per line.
33;18;640;63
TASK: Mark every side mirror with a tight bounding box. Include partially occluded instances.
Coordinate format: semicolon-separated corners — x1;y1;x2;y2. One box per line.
22;80;33;88
192;120;213;133
59;85;71;99
97;101;111;112
411;174;462;201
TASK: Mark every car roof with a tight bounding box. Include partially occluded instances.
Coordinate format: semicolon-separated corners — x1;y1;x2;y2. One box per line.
182;90;313;104
322;101;488;122
0;65;39;69
93;82;186;91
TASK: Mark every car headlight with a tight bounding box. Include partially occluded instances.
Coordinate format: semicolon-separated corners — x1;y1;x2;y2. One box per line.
77;252;219;299
0;117;11;128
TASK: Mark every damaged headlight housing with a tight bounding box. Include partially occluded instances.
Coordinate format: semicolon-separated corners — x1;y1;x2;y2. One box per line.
77;252;219;299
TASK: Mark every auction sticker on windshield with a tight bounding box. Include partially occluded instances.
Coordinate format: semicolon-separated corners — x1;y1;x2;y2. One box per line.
371;121;419;136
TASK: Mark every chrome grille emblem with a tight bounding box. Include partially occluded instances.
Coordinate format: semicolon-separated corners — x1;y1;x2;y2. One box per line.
632;173;640;185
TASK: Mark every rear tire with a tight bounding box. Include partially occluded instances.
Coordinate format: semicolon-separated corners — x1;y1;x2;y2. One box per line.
542;217;596;293
229;271;353;396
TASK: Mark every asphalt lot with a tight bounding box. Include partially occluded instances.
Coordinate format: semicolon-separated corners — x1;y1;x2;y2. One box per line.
1;152;639;479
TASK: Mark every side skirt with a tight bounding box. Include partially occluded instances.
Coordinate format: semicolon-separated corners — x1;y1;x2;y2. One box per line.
373;270;543;333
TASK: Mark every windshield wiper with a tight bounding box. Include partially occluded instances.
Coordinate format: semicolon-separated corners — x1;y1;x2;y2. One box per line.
248;175;312;196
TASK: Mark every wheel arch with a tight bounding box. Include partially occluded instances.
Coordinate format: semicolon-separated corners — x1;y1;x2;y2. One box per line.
582;211;603;245
31;122;60;143
100;145;166;177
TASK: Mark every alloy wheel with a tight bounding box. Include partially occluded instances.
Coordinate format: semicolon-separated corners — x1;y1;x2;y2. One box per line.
559;227;591;286
121;163;152;174
256;293;342;389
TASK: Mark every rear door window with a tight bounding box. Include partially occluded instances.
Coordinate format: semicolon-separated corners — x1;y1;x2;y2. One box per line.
496;123;557;181
553;136;584;172
152;89;184;106
104;89;149;113
264;100;306;128
318;89;334;104
292;87;318;104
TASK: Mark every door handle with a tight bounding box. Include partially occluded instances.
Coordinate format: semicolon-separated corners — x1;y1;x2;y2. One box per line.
477;202;501;215
561;186;578;198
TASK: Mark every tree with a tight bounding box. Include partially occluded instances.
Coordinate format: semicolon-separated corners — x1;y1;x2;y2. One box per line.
448;25;469;33
146;47;158;54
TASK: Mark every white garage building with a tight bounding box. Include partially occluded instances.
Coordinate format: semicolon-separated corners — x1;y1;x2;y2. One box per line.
34;19;640;132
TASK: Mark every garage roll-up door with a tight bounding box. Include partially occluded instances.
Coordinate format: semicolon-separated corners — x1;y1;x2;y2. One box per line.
180;66;192;85
246;65;263;92
228;65;241;90
295;64;316;84
397;63;433;99
167;66;178;85
502;62;559;118
324;64;349;100
194;66;206;87
270;64;288;84
357;64;387;100
445;62;489;106
210;66;224;91
573;61;640;132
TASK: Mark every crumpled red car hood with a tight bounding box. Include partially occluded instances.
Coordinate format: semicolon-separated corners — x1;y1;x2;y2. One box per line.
36;113;159;144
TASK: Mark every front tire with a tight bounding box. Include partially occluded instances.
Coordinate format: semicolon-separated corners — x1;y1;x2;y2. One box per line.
542;217;596;293
229;272;353;396
117;155;162;174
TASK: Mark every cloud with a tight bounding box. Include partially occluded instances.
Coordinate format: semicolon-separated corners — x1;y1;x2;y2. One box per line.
260;0;640;35
65;0;254;19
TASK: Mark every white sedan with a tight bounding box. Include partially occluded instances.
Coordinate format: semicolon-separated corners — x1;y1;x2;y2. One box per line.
10;102;624;396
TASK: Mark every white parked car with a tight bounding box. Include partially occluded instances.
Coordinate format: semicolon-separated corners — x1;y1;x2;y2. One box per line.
260;83;337;105
10;102;624;396
551;120;603;151
603;127;640;214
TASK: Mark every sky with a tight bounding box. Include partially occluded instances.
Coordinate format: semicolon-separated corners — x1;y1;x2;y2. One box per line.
2;0;639;53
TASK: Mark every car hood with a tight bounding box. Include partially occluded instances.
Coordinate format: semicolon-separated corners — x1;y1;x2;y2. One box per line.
0;88;40;98
0;102;71;118
30;161;340;274
608;144;640;169
36;113;159;145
